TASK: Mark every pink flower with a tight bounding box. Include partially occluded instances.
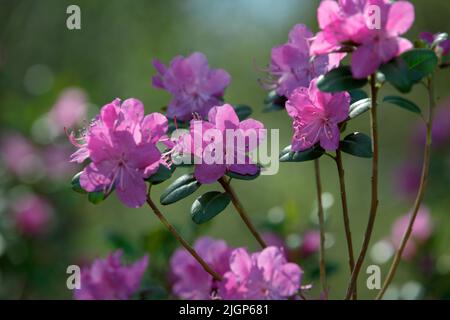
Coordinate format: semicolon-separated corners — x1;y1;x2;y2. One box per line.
170;237;232;300
300;230;321;257
43;144;77;180
12;194;52;236
219;247;302;300
74;250;149;300
175;104;265;184
71;98;168;208
267;24;343;97
0;133;43;178
420;32;450;56
311;0;415;78
152;52;231;121
48;88;88;132
285;79;350;151
391;206;433;260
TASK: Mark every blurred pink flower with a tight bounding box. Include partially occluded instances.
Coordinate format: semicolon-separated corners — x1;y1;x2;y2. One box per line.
176;104;264;184
48;88;88;132
311;0;415;78
393;161;421;199
300;230;321;257
266;24;343;97
152;52;231;121
219;246;302;300
285;79;350;151
43;144;77;180
262;232;287;253
13;194;52;236
170;237;232;300
72;98;167;208
391;206;433;260
0;133;42;178
74;250;149;300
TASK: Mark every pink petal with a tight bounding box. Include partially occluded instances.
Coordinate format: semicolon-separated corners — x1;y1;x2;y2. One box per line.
115;169;148;208
208;104;239;131
256;247;287;282
273;263;302;297
319;123;340;151
121;98;145;123
386;1;415;37
229;248;252;280
79;162;115;192
317;0;341;29
351;43;382;79
141;112;168;143
229;162;259;176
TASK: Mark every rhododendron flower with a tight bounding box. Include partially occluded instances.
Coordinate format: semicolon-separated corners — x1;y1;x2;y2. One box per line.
70;98;168;208
390;207;433;260
285;79;350;151
170;237;232;300
152;52;231;121
0;133;43;178
74;250;148;300
300;230;321;257
12;194;52;236
48;87;88;131
311;0;415;78
420;32;450;57
266;24;343;97
175;104;265;184
219;247;302;300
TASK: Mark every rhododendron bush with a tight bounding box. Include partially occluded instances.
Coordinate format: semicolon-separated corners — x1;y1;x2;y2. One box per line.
1;0;450;301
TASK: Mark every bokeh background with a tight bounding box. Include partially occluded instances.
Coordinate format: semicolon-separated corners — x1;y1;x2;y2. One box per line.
0;0;449;299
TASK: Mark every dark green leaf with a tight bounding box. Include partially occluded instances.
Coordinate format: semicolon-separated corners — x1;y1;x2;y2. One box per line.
226;168;260;181
401;49;438;83
279;145;325;162
146;164;175;185
71;172;87;194
349;89;368;104
263;91;287;112
191;192;231;224
383;96;421;115
160;173;201;205
317;66;368;92
340;132;373;158
348;98;371;119
88;191;107;205
233;104;252;121
379;58;413;93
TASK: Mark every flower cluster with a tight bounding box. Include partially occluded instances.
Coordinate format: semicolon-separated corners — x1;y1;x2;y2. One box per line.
74;250;149;300
12;194;53;237
311;0;415;78
70;98;169;208
153;52;231;121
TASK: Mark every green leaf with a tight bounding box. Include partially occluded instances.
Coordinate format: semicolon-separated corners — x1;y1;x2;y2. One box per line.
146;164;175;185
401;49;438;83
233;104;252;121
348;98;371;119
88;191;107;205
349;89;368;104
279;145;325;162
339;132;373;158
379;58;413;93
71;172;87;194
226;168;260;181
191;192;231;224
383;96;421;115
263;91;286;112
317;66;368;92
160;173;201;205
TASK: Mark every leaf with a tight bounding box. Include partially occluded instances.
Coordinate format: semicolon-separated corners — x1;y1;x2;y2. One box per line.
233;104;252;121
339;132;373;158
379;58;413;93
279;145;325;162
88;191;107;205
146;164;175;185
383;96;421;115
349;89;368;104
226;168;260;181
263;91;287;112
160;173;201;205
401;49;438;83
71;172;87;194
191;192;231;224
317;66;368;92
348;98;371;119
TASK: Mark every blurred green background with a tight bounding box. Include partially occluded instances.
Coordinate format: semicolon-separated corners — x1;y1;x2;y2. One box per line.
0;0;450;299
